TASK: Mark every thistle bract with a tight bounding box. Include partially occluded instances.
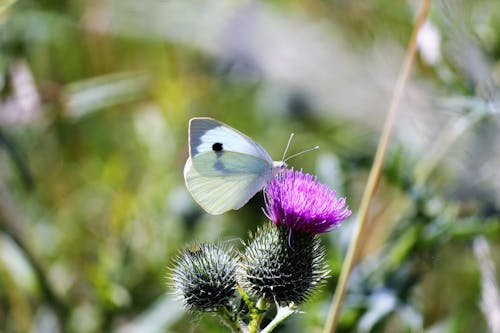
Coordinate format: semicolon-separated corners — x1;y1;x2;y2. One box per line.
170;243;237;311
239;223;328;305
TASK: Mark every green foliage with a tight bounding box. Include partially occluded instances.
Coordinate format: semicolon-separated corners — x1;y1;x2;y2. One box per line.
0;0;499;332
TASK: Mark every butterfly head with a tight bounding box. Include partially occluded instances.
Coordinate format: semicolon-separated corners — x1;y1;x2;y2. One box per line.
272;161;287;177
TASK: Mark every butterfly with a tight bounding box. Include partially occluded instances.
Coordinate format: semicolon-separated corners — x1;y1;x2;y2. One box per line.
184;117;287;215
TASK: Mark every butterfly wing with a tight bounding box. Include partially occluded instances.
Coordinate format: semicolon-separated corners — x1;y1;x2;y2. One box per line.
189;117;273;171
185;117;277;214
184;157;271;214
190;150;274;177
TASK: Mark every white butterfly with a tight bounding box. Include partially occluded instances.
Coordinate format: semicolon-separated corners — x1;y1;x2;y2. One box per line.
184;117;286;215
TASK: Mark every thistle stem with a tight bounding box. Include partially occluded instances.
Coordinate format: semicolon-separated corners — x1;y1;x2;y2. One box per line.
247;298;268;333
260;304;297;333
322;1;431;332
237;283;268;333
218;307;244;333
253;298;270;331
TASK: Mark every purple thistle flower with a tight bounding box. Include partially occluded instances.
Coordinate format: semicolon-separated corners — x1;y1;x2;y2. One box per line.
264;168;352;235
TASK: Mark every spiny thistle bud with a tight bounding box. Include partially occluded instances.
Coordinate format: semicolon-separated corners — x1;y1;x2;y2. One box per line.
170;243;237;311
239;223;328;305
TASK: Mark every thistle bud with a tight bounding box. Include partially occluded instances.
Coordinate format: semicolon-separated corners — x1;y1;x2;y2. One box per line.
239;223;328;305
170;243;237;311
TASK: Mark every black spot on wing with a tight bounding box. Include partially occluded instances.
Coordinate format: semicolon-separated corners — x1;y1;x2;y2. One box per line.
213;142;225;171
189;119;221;155
212;142;223;152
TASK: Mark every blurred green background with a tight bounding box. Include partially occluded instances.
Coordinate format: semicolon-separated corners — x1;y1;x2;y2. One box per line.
1;0;499;332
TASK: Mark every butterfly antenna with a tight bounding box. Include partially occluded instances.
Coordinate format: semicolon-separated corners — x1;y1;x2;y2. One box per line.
281;133;295;162
284;145;320;162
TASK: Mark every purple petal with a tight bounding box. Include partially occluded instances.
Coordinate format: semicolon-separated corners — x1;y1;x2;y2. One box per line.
264;169;352;234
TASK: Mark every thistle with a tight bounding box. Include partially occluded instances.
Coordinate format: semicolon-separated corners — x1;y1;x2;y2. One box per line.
240;223;328;304
170;243;237;312
240;169;352;305
171;169;352;332
264;168;352;234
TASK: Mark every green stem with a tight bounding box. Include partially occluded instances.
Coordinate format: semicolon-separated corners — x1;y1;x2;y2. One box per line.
237;283;269;333
218;307;244;333
260;304;297;333
322;1;431;332
249;298;269;333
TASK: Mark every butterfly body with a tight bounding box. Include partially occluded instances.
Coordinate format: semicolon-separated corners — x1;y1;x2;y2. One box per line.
184;117;284;215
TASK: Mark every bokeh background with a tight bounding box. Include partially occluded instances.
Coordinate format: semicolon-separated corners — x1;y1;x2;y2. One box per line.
1;0;499;332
